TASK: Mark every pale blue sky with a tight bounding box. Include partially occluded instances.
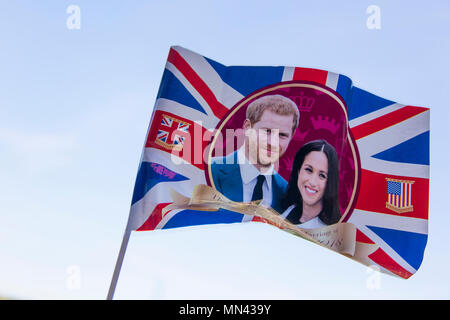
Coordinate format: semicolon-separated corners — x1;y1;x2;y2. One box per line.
0;0;448;299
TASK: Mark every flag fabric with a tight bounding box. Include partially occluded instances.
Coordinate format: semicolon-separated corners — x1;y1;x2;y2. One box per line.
127;46;430;279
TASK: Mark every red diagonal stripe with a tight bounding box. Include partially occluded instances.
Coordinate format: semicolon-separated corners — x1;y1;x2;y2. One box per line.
356;229;375;244
168;48;229;119
351;106;428;140
137;203;172;231
368;248;413;279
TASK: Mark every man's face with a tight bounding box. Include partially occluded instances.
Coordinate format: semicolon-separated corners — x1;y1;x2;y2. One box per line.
243;110;295;168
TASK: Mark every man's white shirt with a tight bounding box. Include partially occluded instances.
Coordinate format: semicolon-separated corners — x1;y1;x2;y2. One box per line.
237;146;275;222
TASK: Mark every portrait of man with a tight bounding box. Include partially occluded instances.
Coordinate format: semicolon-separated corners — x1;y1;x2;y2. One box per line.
210;94;300;214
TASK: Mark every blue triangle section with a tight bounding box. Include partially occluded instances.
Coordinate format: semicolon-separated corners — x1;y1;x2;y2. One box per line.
372;131;429;165
349;87;395;121
156;68;208;114
131;162;189;205
162;208;244;229
367;225;428;270
336;74;353;106
205;57;284;97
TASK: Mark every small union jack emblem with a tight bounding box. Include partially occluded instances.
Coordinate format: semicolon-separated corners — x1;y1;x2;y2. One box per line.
386;178;414;213
155;114;190;150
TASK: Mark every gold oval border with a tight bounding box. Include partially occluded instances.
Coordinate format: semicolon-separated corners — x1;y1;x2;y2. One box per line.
207;82;360;223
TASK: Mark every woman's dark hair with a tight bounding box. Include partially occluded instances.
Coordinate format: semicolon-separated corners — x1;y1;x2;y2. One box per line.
282;139;341;225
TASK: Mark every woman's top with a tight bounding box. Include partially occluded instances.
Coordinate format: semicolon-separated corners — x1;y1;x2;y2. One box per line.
280;204;327;229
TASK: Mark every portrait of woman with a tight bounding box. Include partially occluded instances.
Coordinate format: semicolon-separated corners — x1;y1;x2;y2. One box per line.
280;139;341;228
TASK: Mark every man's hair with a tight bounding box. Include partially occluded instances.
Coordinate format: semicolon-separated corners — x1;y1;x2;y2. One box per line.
246;94;299;134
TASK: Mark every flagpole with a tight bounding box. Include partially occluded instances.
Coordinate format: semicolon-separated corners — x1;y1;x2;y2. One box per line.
107;115;153;300
107;222;132;300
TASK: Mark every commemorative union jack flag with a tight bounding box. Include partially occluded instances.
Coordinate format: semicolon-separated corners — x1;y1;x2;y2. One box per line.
126;46;430;279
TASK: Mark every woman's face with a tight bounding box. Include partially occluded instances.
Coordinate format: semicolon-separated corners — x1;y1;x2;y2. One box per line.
297;151;328;208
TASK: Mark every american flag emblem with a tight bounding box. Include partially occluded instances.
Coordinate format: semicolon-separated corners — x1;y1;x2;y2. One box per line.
386;178;414;213
154;114;190;150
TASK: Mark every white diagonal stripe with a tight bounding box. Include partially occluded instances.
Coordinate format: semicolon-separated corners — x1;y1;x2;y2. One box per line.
172;46;244;108
165;61;217;119
348;209;428;234
281;66;295;82
129;178;201;230
129;145;207;230
361;157;429;179
141;147;206;183
356;110;429;157
155;208;185;229
349;103;405;128
325;71;339;90
354;224;417;274
155;98;219;130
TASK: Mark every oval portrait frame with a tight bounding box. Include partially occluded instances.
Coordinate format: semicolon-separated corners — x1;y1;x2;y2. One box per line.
206;80;361;223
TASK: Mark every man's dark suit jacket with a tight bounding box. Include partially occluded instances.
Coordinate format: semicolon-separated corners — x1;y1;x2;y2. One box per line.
210;150;287;214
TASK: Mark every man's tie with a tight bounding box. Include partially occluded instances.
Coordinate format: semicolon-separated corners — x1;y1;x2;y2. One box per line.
251;175;266;201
